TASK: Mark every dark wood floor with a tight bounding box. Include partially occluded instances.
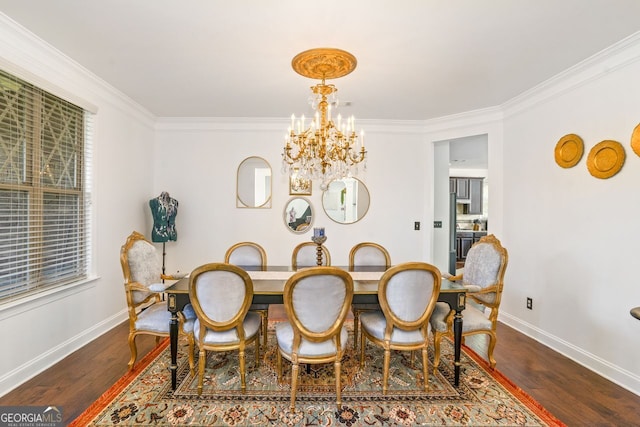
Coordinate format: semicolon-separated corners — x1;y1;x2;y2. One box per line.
1;306;638;426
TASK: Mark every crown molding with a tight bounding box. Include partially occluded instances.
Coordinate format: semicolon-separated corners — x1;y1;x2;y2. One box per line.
502;31;640;118
0;13;154;126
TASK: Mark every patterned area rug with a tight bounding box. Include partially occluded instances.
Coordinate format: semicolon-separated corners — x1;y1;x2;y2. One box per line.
71;326;564;426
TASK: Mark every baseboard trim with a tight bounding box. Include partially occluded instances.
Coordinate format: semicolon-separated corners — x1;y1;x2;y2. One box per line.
0;310;127;397
499;312;640;396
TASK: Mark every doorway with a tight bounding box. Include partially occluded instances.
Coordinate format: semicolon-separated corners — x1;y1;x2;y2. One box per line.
432;134;488;275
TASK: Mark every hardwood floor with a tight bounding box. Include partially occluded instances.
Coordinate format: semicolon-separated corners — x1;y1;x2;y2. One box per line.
1;306;638;426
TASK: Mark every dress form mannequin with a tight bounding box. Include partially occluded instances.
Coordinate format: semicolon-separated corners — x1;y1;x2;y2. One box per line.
149;192;178;280
149;192;178;243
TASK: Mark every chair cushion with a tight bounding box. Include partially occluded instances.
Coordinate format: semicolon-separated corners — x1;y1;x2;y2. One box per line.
385;269;436;322
181;303;196;333
275;321;348;358
128;240;162;286
228;246;263;266
292;275;346;332
460;304;492;331
429;302;452;332
148;282;172;292
135;302;171;333
194;270;247;322
429;302;492;333
352;246;387;266
194;311;261;345
360;311;430;345
463;243;501;289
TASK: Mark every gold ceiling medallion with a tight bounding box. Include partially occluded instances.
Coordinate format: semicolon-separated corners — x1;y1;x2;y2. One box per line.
282;48;366;190
291;48;357;80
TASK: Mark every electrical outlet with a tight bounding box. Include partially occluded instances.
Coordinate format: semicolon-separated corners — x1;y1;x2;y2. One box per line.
414;221;420;230
526;297;533;310
433;221;442;228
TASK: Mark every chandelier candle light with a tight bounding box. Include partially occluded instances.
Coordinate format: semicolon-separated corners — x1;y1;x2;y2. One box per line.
282;48;367;190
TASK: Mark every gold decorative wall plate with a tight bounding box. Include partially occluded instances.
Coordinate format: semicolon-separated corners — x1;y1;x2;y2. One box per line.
631;122;640;157
554;134;584;168
292;48;357;80
587;140;625;179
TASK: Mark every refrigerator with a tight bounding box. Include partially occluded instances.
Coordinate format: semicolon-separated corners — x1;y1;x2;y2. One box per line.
448;192;457;275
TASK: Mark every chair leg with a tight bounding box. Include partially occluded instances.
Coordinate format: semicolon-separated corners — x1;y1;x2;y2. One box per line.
335;359;342;409
353;309;360;351
421;347;429;391
187;334;195;377
290;362;299;413
432;332;442;374
127;333;137;370
255;337;260;368
359;330;366;368
197;348;206;396
487;331;497;369
382;348;391;395
260;310;268;349
277;351;283;382
239;349;246;392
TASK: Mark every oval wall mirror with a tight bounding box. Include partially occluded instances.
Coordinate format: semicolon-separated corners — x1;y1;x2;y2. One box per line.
322;177;370;224
236;156;272;208
284;197;313;233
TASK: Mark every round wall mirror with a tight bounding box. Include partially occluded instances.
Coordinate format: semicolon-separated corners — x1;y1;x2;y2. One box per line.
322;177;370;224
237;156;272;208
284;197;313;233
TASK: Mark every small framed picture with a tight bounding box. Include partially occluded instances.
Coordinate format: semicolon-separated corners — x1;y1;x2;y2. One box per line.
289;173;312;195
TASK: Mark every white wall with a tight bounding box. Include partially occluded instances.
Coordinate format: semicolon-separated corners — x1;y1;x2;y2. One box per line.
497;34;640;394
0;15;156;395
152;120;432;273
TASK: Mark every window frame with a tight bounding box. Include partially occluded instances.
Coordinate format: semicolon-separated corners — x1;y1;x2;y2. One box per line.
0;68;93;303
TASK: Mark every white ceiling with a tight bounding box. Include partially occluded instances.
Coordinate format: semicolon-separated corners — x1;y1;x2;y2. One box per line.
1;0;640;121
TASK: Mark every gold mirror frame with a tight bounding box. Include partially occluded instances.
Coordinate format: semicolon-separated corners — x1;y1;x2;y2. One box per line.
322;177;370;224
236;156;272;208
284;197;313;234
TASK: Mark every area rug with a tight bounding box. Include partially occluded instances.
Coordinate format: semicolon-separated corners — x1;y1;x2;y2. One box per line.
71;326;564;426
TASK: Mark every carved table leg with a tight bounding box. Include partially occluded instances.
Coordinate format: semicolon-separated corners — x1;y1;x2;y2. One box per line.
453;310;462;387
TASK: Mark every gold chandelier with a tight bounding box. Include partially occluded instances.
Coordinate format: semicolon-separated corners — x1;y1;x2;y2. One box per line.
282;48;366;190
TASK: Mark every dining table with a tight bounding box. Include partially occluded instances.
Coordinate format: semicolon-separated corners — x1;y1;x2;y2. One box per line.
165;266;467;390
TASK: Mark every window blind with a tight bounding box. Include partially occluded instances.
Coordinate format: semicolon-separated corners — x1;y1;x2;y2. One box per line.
0;69;92;301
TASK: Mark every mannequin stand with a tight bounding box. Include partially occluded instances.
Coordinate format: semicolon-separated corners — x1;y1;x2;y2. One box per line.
162;242;166;282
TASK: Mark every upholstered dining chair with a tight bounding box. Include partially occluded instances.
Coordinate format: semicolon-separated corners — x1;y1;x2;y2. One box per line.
275;267;353;412
291;241;331;269
120;231;195;373
225;241;269;348
349;242;391;351
359;262;441;394
189;263;261;395
430;234;508;370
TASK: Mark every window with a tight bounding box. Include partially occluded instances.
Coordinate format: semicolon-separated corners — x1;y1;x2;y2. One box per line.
0;69;92;301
